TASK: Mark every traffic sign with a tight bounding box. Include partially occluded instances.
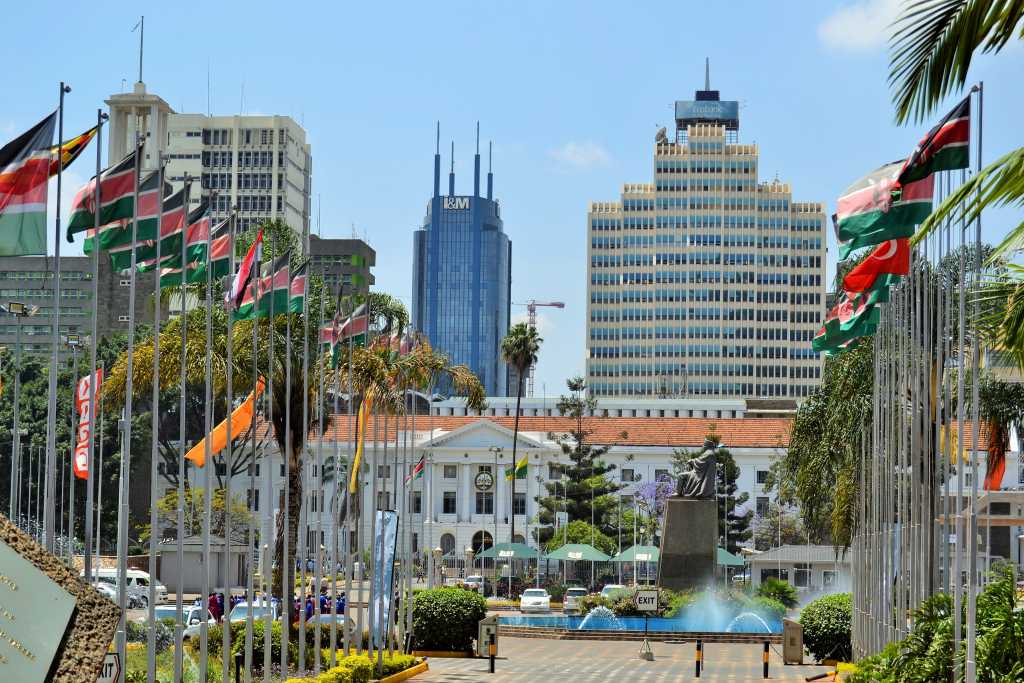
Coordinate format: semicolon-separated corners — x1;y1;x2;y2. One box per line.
97;653;120;683
634;589;659;612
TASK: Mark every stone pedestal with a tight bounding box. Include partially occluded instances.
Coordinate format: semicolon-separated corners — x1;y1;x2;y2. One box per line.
657;497;717;591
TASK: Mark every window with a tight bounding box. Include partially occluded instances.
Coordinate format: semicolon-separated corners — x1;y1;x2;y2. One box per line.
376;464;391;479
442;491;457;514
823;570;838;588
756;496;770;517
513;492;526;516
119;279;130;287
443;465;457;479
440;533;456;555
249;489;259;511
654;469;669;482
620;468;635;483
475;491;493;515
548;464;561;480
215;462;227;476
280;464;285;477
377;491;391;510
1018;461;1024;485
756;470;769;485
478;465;491;474
794;562;810;588
411;492;422;514
760;568;788;583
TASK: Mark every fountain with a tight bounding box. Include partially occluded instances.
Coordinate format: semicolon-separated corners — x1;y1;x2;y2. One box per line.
576;606;625;631
724;611;773;633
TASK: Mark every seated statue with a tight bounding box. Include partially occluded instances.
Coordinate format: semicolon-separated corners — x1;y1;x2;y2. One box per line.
675;437;718;499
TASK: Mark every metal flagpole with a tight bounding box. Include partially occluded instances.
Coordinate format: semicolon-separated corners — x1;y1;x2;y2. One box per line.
95;363;105;563
147;152;166;683
114;127;142;683
244;274;257;683
329;289;343;664
953;165;967;678
297;258;310;670
9;310;23;521
263;237;276;683
67;340;78;562
280;251;292;677
83;108;106;588
199;194;216;682
222;209;237;683
342;294;353;658
174;175;191;683
313;281;326;672
44;81;71;553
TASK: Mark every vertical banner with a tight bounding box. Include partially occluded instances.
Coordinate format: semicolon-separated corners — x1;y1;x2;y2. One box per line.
73;369;103;480
371;510;398;649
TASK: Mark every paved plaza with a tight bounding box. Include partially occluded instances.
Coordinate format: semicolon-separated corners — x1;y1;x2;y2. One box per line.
415;637;834;682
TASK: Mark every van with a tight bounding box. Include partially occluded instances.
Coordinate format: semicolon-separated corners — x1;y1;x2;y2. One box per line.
82;568;168;607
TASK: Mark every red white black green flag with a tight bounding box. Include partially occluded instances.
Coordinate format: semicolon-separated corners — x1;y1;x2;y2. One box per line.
0;112;56;255
898;96;970;185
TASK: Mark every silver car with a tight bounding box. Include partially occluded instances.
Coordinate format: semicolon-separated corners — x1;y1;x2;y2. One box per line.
563;587;589;613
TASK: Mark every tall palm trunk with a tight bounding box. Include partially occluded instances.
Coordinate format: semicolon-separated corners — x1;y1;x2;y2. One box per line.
510;372;523;545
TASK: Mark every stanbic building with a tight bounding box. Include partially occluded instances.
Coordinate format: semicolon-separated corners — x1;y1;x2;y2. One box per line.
412;129;511;396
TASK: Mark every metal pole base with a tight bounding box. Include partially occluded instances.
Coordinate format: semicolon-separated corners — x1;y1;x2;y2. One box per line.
638;638;654;661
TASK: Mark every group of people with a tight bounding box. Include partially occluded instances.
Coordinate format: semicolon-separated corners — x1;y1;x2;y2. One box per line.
291;588;347;625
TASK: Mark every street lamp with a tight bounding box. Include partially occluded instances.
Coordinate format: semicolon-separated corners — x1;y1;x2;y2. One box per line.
4;301;38;520
64;333;83;563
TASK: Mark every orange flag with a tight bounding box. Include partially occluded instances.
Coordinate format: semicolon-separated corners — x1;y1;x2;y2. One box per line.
186;377;265;467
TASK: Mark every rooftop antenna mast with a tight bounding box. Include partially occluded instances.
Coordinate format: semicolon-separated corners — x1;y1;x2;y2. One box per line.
705;56;710;90
132;16;144;83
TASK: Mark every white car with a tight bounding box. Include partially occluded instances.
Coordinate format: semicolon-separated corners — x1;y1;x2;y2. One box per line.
153;605;217;640
563;587;589;613
228;599;280;624
463;575;485;594
82;569;168;607
519;588;551;613
600;584;627;600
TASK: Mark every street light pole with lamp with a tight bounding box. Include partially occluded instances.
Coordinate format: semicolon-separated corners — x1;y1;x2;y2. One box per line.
65;333;82;562
489;446;502;598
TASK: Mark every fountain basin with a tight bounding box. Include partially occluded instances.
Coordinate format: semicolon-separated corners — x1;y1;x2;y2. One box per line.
499;614;782;635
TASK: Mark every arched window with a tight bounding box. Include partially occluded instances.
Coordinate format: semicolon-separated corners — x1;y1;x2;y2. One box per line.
440;533;456;556
512;534;526;545
471;530;493;555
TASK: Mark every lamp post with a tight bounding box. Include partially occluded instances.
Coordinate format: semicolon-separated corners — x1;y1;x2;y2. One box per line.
432;546;442;588
5;301;37;520
65;333;82;563
489;446;502;599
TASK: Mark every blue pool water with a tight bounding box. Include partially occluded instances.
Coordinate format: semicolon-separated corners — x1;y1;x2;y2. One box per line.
500;612;782;634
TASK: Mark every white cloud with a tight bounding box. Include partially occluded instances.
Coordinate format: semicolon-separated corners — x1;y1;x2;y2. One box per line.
549;141;610;169
818;0;901;51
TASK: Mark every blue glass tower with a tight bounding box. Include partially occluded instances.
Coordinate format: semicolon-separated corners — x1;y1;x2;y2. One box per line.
412;125;511;396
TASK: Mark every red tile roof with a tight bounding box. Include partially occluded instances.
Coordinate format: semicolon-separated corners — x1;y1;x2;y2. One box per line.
309;415;794;449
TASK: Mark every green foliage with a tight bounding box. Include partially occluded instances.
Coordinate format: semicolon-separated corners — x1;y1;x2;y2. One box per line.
141;486;252;543
577;587;688;618
575;594;613;616
411;588;487;651
800;593;852;662
752;503;805;551
757;578;799;609
542;520;616;555
501;322;542;393
751;596;787;622
125;617;174;654
535;377;624;545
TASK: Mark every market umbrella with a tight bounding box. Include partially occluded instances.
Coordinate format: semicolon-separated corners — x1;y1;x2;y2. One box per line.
717;547;745;567
610;545;660;563
475;542;537;559
544;543;611;562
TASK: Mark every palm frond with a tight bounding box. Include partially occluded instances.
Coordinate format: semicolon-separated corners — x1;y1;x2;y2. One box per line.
889;0;1023;123
910;145;1024;249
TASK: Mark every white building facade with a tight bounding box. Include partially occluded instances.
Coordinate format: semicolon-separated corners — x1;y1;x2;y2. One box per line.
106;82;312;242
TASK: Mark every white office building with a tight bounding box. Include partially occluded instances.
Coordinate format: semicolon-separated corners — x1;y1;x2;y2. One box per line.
106;81;312;241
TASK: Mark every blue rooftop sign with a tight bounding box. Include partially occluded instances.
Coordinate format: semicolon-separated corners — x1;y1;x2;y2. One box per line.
675;99;739;122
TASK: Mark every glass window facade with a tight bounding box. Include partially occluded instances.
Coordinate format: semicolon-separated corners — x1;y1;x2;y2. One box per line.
413;190;511;396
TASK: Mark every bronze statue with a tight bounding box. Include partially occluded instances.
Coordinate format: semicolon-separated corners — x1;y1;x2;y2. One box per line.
675;437;718;499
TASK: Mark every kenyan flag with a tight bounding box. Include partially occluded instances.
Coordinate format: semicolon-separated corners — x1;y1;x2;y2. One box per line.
898;96;970;185
83;171;172;254
257;253;290;316
288;261;307;313
835;161;934;259
159;217;231;288
106;186;187;271
138;200;212;274
812;287;883;352
67;149;138;240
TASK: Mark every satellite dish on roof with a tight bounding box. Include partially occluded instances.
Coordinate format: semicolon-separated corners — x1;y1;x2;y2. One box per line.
655;127;668;144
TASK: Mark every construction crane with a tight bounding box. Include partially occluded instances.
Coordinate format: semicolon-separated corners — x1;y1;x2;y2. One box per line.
512;300;565;397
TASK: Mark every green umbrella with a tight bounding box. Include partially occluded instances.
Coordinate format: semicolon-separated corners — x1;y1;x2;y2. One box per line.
475;542;537;560
717;547;745;567
610;545;661;563
544;543;611;562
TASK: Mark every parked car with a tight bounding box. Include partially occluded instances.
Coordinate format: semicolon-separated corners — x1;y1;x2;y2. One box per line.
600;584;627;600
563;587;589;613
82;568;168;607
228;599;280;624
463;575;485;594
153;605;217;640
519;588;551;613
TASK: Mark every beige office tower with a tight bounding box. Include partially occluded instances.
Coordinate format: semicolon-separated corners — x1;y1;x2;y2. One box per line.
106;81;312;244
586;75;826;400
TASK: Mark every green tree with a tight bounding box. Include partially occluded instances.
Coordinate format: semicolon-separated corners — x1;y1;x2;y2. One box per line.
671;434;752;555
501;322;542;545
140;487;252;543
542;520;616;556
753;503;806;552
534;377;623;545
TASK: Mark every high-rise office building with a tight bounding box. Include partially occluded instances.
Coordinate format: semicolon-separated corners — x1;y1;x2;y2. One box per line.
308;235;376;293
412;128;511;397
586;72;826;399
106;82;312;243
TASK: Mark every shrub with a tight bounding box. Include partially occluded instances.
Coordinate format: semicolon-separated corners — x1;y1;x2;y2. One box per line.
125;618;174;654
750;596;786;621
576;594;612;616
757;578;798;609
412;588;487;651
382;654;417;675
337;654;374;682
800;593;852;662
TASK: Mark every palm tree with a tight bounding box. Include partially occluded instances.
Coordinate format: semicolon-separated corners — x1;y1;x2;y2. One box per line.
892;1;1024;358
501;322;542;545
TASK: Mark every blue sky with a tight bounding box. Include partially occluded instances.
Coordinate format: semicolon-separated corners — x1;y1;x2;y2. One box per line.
3;0;1022;395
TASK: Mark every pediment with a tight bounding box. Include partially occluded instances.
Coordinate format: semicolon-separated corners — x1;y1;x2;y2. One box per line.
423;420;546;450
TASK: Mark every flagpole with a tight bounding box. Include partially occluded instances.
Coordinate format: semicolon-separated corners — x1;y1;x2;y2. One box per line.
44;81;72;553
297;259;310;671
243;239;261;682
280;248;292;677
222;208;237;683
95;362;105;562
263;234;276;683
313;279;326;673
343;291;356;658
198;190;216;681
83;108;106;589
114;125;141;683
329;287;343;664
173;174;191;683
146;151;165;683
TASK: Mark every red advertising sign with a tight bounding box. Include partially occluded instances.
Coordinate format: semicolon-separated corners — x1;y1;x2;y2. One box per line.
72;369;102;480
